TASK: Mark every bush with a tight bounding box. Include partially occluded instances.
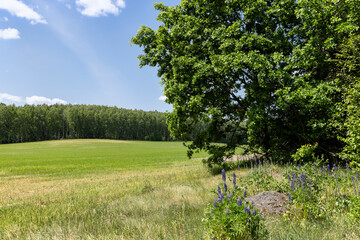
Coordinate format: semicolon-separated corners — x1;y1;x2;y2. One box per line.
291;143;319;163
203;170;268;239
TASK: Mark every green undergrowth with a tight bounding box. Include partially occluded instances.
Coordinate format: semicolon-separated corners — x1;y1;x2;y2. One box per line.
203;159;360;239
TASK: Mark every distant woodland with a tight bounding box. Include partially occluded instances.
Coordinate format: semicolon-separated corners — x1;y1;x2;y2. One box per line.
0;104;171;144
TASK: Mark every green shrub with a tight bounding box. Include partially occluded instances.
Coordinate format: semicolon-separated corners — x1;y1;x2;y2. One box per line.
291;143;319;163
349;196;360;220
203;170;268;239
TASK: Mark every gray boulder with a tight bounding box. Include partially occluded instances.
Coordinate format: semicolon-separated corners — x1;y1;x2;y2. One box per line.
245;191;289;215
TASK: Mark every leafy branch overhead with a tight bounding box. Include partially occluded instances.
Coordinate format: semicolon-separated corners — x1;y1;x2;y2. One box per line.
132;0;360;167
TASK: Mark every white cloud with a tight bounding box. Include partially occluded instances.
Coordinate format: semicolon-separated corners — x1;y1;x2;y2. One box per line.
25;96;67;105
0;93;23;104
65;4;71;9
0;93;67;105
158;95;167;101
75;0;125;17
0;0;47;24
0;28;20;39
4;16;8;21
115;0;125;8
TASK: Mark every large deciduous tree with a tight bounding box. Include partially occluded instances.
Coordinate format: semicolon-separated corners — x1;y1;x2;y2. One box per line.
132;0;360;166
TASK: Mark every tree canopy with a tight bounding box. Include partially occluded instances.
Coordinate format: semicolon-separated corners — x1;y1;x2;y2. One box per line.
132;0;360;167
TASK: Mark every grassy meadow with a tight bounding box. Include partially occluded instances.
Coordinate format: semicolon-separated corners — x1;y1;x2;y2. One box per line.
1;139;360;239
0;139;219;239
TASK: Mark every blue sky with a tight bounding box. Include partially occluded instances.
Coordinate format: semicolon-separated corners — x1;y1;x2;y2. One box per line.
0;0;179;112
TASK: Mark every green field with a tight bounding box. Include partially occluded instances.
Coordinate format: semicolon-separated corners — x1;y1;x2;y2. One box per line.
0;139;217;239
0;139;210;177
2;140;360;239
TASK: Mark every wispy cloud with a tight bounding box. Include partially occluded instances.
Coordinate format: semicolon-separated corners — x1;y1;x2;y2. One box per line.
0;28;20;39
57;0;72;9
0;93;67;105
75;0;125;17
40;1;122;99
158;95;167;101
0;0;47;24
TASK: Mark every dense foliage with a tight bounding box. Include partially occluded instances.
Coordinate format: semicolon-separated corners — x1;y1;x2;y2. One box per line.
337;34;360;168
132;0;360;166
203;161;360;239
0;104;170;143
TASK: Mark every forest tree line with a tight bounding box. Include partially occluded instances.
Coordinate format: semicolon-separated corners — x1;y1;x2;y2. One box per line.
0;104;171;144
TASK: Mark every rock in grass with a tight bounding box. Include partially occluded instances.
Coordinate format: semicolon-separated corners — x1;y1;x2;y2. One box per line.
245;191;289;215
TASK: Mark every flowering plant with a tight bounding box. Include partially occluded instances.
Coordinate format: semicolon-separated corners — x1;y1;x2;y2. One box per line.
203;170;268;239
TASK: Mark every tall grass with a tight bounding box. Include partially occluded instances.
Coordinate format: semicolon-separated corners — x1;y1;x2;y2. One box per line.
0;140;216;239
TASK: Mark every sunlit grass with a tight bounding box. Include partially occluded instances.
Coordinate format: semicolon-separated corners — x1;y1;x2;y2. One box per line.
0;140;207;177
0;140;216;239
2;140;359;239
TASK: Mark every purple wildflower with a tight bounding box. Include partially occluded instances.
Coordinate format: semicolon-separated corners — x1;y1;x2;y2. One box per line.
227;193;233;199
238;165;240;170
213;198;218;208
222;169;226;182
253;210;257;216
220;193;224;201
223;182;228;193
244;189;247;198
287;174;291;182
333;164;337;172
217;185;222;198
251;201;254;207
260;212;263;217
300;173;306;187
238;198;242;206
233;172;236;189
226;208;230;216
334;190;337;196
327;164;331;175
288;192;291;202
291;178;295;191
244;207;251;215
